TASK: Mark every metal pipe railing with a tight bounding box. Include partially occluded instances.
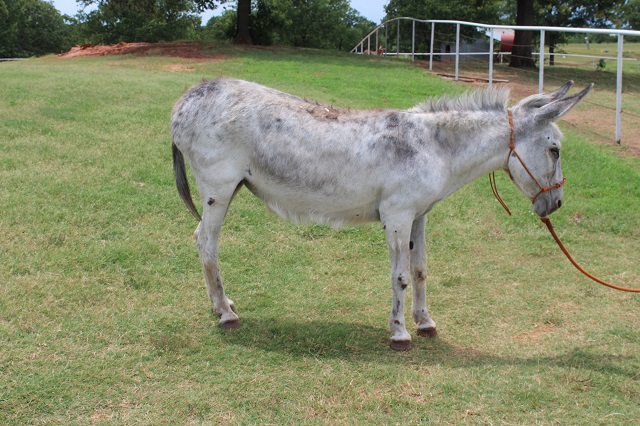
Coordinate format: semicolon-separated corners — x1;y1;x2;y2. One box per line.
351;17;640;144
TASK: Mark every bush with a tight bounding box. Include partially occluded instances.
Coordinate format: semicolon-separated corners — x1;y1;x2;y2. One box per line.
0;0;73;57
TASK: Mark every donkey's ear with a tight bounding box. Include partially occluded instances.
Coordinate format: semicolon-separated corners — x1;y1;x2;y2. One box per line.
548;80;574;100
535;83;593;123
513;81;574;111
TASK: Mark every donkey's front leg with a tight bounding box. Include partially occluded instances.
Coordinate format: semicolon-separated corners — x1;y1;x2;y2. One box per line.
410;215;437;337
383;215;413;351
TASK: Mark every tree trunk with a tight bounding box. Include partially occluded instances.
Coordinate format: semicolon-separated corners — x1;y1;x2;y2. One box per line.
510;0;535;68
235;0;253;45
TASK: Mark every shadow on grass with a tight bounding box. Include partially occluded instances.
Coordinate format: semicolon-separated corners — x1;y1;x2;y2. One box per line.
215;316;638;378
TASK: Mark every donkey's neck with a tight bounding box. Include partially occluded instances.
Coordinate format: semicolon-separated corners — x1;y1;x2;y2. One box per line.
432;111;511;197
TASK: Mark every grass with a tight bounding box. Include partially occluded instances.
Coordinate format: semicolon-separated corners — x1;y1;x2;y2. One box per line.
1;46;639;424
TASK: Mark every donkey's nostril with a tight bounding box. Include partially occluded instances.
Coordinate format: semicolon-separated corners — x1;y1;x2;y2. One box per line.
557;200;562;208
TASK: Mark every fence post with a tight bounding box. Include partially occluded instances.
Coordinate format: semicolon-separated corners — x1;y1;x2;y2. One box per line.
455;23;460;81
616;34;624;144
385;23;388;55
367;34;371;55
396;19;400;56
375;29;379;54
412;20;416;63
539;30;545;94
429;22;435;71
488;27;494;89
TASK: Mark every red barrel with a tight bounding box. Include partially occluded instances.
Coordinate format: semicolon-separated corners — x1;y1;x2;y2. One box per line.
500;32;514;53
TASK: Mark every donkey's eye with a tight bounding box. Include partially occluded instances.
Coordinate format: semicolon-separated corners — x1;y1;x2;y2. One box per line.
549;146;560;160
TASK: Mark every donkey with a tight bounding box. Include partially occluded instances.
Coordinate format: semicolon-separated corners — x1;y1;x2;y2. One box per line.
171;78;591;350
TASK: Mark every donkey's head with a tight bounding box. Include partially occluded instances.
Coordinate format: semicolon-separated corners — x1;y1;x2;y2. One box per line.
509;81;592;217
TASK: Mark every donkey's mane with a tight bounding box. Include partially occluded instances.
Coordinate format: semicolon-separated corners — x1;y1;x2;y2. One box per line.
409;86;510;114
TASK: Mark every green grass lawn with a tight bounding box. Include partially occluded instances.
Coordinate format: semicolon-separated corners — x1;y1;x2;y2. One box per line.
1;46;639;424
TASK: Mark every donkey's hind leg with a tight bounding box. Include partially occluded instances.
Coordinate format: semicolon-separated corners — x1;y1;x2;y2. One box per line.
410;215;437;338
195;181;243;329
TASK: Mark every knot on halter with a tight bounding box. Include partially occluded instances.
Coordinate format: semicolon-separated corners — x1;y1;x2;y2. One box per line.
490;109;566;215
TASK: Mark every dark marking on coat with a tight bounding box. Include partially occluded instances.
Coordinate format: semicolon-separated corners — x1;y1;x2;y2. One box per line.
383;134;417;162
184;79;220;103
386;112;400;128
433;128;443;145
409;241;414;250
207;198;215;206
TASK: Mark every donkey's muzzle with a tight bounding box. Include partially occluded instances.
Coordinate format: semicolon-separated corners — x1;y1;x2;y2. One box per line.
533;194;563;217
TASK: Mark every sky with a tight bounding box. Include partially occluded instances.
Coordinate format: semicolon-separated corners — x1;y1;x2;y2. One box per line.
50;0;389;25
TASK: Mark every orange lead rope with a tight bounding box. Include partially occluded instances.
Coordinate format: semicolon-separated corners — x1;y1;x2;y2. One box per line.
489;172;512;216
489;110;639;293
490;173;640;293
540;217;640;293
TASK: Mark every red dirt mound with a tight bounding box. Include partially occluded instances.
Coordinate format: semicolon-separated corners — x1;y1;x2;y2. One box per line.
58;41;226;61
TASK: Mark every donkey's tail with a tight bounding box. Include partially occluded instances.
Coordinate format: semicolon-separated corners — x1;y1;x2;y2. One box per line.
172;142;202;222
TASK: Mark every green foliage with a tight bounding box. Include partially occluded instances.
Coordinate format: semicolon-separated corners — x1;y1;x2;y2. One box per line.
0;0;73;57
384;0;504;24
623;0;640;30
201;9;237;41
78;0;211;44
536;0;626;55
202;0;375;51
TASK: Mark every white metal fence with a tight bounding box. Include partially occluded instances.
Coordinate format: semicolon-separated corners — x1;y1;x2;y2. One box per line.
352;18;640;144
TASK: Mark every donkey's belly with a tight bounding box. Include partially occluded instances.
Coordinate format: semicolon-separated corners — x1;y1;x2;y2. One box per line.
243;178;380;227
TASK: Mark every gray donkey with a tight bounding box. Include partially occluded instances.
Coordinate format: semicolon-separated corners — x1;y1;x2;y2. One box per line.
172;78;591;350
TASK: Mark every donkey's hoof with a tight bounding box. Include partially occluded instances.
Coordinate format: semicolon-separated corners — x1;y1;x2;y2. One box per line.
389;339;412;351
417;327;438;338
219;320;240;330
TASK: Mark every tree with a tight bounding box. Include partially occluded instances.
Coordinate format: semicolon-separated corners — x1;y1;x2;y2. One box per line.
205;0;374;51
202;8;237;41
510;0;535;68
235;0;252;44
623;0;640;29
510;0;626;68
0;0;72;57
78;0;225;44
384;0;503;24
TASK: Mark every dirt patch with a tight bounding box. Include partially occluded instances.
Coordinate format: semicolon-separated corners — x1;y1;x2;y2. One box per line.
512;324;557;342
166;63;196;72
58;41;229;61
